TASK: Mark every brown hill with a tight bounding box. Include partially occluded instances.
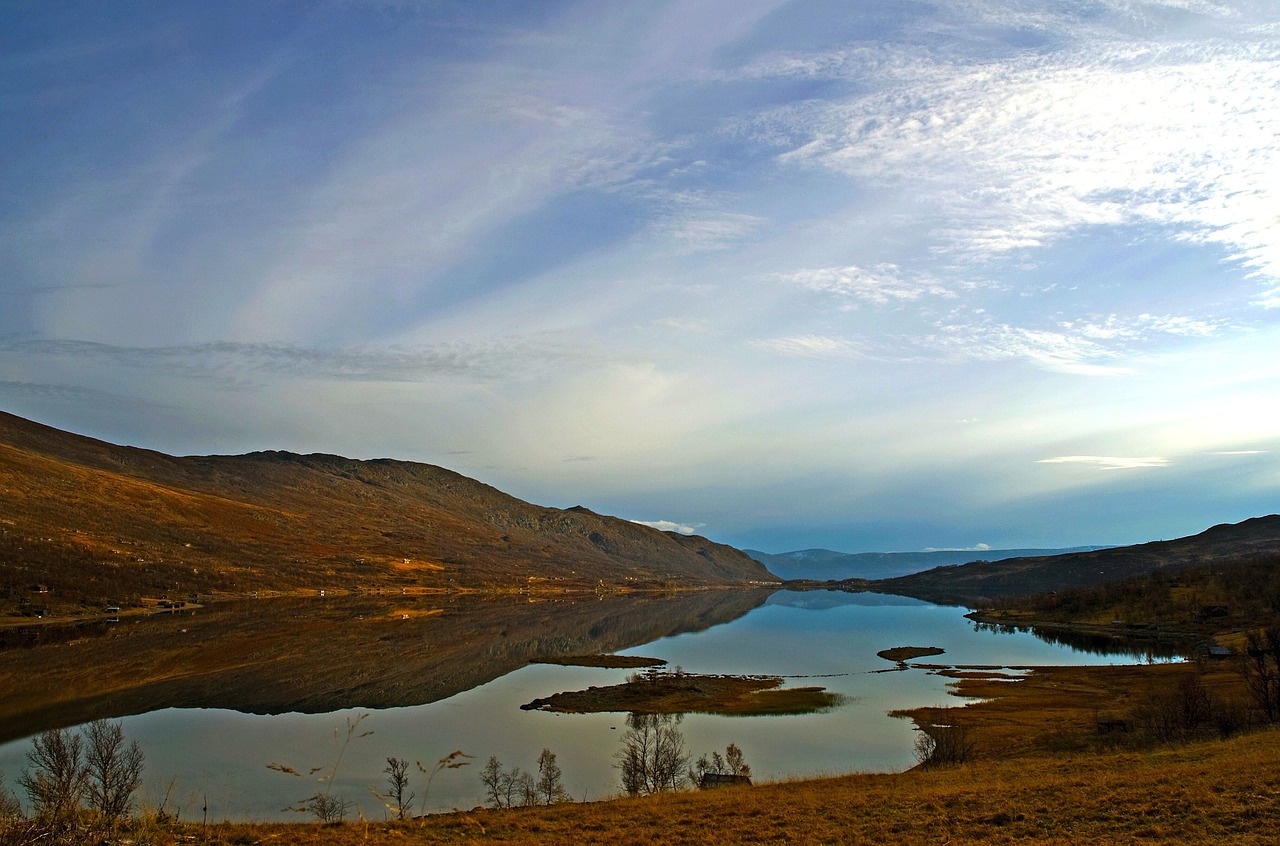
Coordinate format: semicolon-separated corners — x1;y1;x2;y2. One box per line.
0;411;777;613
870;514;1280;605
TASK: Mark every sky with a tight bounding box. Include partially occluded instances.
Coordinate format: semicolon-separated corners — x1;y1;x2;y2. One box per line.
2;0;1277;554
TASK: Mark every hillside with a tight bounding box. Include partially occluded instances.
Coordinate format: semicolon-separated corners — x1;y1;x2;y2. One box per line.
0;411;776;613
870;515;1280;604
747;545;1110;581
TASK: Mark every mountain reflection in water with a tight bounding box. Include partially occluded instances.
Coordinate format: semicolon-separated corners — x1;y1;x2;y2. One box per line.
970;620;1189;662
0;589;772;744
0;590;1198;821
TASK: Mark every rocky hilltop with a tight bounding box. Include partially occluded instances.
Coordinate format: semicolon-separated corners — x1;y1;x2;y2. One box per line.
0;411;777;611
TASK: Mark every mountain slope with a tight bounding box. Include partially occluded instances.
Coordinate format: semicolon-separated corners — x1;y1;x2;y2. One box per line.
871;515;1280;604
0;411;776;611
746;546;1111;581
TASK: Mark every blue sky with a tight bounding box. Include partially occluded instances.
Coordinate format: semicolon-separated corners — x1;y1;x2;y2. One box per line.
2;0;1277;553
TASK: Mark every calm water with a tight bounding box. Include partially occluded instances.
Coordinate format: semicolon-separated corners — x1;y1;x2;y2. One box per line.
0;591;1167;821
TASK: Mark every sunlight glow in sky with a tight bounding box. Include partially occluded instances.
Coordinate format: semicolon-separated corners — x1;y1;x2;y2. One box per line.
2;0;1277;552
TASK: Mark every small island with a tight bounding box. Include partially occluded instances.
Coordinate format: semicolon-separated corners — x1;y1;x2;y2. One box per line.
877;646;946;663
522;668;845;716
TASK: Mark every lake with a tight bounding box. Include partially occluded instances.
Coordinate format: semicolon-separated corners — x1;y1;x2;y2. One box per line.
0;590;1173;821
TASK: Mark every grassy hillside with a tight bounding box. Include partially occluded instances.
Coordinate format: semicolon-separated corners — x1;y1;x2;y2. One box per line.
0;411;777;616
748;545;1111;581
871;515;1280;605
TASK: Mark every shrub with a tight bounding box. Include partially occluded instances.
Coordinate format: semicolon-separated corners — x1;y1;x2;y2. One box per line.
913;724;974;769
84;718;144;824
18;727;87;827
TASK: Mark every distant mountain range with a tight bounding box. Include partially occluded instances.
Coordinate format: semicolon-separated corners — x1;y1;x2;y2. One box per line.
0;411;776;611
745;546;1112;582
868;515;1280;605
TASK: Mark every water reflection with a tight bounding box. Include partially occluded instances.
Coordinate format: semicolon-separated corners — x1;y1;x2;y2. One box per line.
0;590;1193;821
0;590;772;744
970;619;1189;662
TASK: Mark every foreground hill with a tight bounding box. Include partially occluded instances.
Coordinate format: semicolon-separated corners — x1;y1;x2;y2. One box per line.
746;545;1110;581
871;515;1280;604
0;411;776;612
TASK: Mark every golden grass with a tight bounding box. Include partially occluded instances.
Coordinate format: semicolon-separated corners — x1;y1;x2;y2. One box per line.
154;727;1280;845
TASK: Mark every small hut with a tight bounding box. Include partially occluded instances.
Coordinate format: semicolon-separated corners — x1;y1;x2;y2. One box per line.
699;773;753;789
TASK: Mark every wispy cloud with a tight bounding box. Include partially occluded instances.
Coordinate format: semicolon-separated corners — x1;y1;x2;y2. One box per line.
655;210;767;254
761;35;1280;284
0;336;607;384
0;379;164;408
1065;313;1228;340
752;335;870;359
777;264;967;305
1037;455;1171;470
926;322;1134;375
631;519;705;535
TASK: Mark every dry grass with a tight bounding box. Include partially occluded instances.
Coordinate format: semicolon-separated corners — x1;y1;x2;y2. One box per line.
897;660;1250;759
116;727;1280;845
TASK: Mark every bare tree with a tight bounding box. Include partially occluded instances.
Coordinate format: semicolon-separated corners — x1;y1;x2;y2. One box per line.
692;743;751;786
18;727;87;826
1134;673;1217;742
536;749;568;805
382;757;414;820
1241;627;1280;722
512;770;537;808
616;713;690;796
302;792;351;823
83;719;144;824
480;756;505;809
725;743;750;778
